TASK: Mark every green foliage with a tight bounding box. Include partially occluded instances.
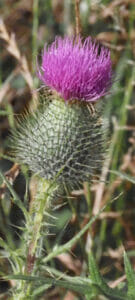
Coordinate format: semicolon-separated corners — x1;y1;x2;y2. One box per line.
0;172;113;299
124;252;135;300
0;171;28;218
109;171;135;185
88;253;126;300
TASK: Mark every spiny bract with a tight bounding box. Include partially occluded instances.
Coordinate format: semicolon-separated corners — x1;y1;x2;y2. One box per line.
12;99;105;186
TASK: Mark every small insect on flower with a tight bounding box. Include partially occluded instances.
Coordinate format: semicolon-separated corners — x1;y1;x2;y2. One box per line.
38;36;112;103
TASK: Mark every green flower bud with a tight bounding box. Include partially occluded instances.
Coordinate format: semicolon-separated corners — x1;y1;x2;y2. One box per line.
11;98;105;187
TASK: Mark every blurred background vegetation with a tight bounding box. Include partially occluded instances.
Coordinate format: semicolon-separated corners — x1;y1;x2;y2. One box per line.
0;0;135;299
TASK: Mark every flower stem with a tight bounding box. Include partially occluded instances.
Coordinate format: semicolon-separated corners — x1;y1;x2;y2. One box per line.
13;178;57;300
26;179;50;273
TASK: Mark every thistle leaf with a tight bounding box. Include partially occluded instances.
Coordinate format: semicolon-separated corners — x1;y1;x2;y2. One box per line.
109;170;135;184
7;274;93;295
0;171;28;219
124;251;135;300
88;252;126;300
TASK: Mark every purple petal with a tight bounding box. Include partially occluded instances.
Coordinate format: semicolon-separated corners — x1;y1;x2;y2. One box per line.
38;36;112;102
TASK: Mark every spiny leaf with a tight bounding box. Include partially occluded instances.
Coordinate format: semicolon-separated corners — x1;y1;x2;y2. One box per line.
0;171;28;219
7;272;127;299
109;170;135;184
88;252;126;300
0;238;10;252
124;251;135;300
6;274;93;295
42;197;123;265
0;110;11;116
32;284;52;297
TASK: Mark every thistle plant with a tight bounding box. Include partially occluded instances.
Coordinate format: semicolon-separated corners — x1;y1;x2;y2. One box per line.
8;36;114;299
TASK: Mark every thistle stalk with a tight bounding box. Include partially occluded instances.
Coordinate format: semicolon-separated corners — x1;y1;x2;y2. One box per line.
26;179;52;274
12;178;57;300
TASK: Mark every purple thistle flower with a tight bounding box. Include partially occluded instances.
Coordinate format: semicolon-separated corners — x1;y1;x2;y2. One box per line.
38;36;112;102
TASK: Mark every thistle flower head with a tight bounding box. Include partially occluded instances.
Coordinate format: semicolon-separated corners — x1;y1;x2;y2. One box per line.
11;36;112;190
38;36;112;102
